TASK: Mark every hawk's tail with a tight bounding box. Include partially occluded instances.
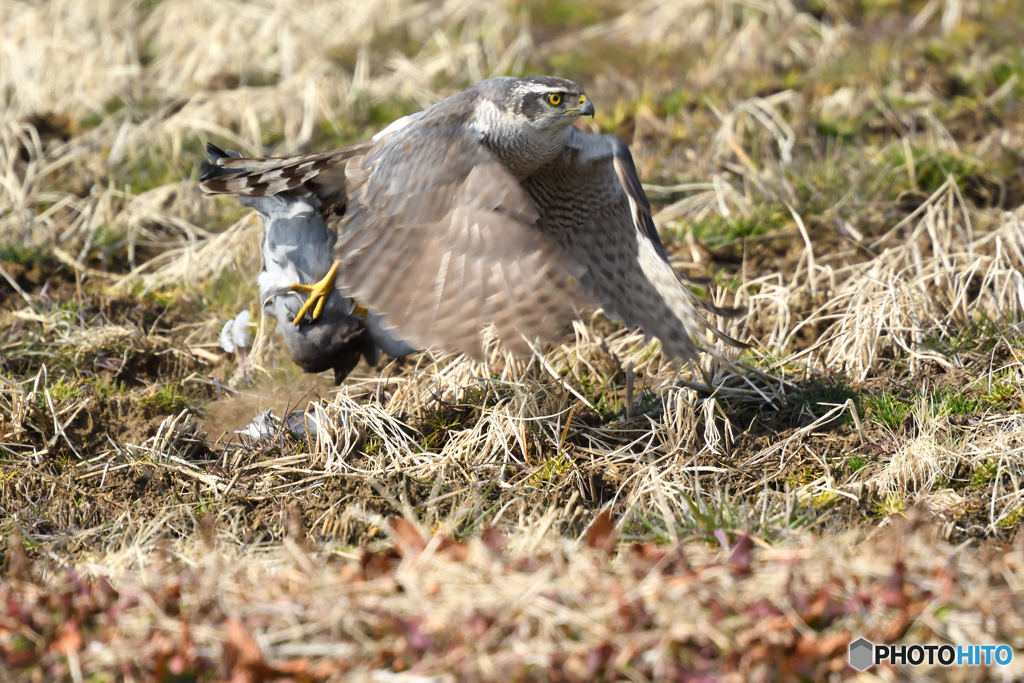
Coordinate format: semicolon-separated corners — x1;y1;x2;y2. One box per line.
198;142;368;216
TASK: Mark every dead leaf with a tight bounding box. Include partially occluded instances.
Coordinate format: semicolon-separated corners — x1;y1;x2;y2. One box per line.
729;533;754;575
481;526;507;552
586;509;617;556
880;560;908;608
437;535;468;562
360;548;400;581
49;622;83;655
286;502;309;550
222;618;338;682
585;642;615;678
713;528;730;552
389;517;426;557
4;529;31;580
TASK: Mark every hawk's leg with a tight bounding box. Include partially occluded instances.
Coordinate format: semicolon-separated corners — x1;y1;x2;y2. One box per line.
290;260;340;325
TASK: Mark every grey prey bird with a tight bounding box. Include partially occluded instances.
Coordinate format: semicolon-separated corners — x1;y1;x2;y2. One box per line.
200;144;415;383
200;76;745;362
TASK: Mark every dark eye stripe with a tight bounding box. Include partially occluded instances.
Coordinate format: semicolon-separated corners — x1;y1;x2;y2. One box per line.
519;90;573;118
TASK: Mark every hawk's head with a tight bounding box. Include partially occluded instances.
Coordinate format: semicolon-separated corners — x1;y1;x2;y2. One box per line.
475;76;594;130
509;76;594;124
470;76;594;177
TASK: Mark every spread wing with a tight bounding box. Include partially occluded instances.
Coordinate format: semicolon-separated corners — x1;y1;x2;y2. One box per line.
338;98;594;360
524;130;747;363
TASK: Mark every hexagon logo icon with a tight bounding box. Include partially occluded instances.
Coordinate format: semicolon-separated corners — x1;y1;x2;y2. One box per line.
849;638;874;671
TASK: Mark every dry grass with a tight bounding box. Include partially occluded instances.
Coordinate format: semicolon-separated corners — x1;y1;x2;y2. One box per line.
3;0;1024;680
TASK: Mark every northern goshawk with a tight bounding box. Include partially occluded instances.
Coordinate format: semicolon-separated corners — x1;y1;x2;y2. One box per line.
201;76;745;361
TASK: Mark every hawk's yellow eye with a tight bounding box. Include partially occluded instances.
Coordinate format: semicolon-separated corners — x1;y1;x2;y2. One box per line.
546;93;562;106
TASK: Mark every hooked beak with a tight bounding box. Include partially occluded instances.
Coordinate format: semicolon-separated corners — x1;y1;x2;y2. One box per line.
572;95;595;117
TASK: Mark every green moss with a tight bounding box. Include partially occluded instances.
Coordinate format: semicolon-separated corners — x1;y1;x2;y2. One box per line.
196;269;259;319
89;377;131;400
934;389;980;417
520;0;620;30
997;507;1023;529
981;371;1020;409
140;383;197;413
788;379;859;420
991;57;1024;97
33;376;82;407
528;452;572;485
0;243;47;268
674;206;787;247
970;459;999;488
786;466;823;488
368;97;421;128
658;90;693;119
872;493;907;518
114;136;206;194
813;491;840;509
882;143;983;195
865;392;910;431
866;386;981;431
79;97;128;131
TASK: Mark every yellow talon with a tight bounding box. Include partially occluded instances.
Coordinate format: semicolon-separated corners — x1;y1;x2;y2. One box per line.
290;260;340;325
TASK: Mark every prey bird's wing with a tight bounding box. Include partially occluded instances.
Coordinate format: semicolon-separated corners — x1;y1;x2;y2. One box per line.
201;143;380;384
525;130;748;363
338;98;594;360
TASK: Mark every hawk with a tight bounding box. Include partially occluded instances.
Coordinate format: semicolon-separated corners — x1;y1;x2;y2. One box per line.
201;76;746;362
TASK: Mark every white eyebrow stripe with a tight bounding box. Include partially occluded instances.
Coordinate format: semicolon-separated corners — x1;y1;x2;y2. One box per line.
522;84;567;94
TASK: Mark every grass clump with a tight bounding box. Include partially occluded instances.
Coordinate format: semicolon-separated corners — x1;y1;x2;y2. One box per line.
865;392;910;431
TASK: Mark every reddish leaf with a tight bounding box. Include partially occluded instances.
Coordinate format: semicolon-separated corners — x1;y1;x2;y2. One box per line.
275;658;340;678
4;529;31;580
222;619;275;683
728;533;754;575
468;611;492;638
224;618;263;664
222;618;339;682
713;528;730;551
49;622;83;655
436;535;468;562
880;560;908;608
148;629;174;680
586;642;615;678
171;622;197;676
91;576;117;608
285;502;308;549
360;548;400;581
481;525;507;552
586;509;617;556
389;517;426;557
797;630;849;659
